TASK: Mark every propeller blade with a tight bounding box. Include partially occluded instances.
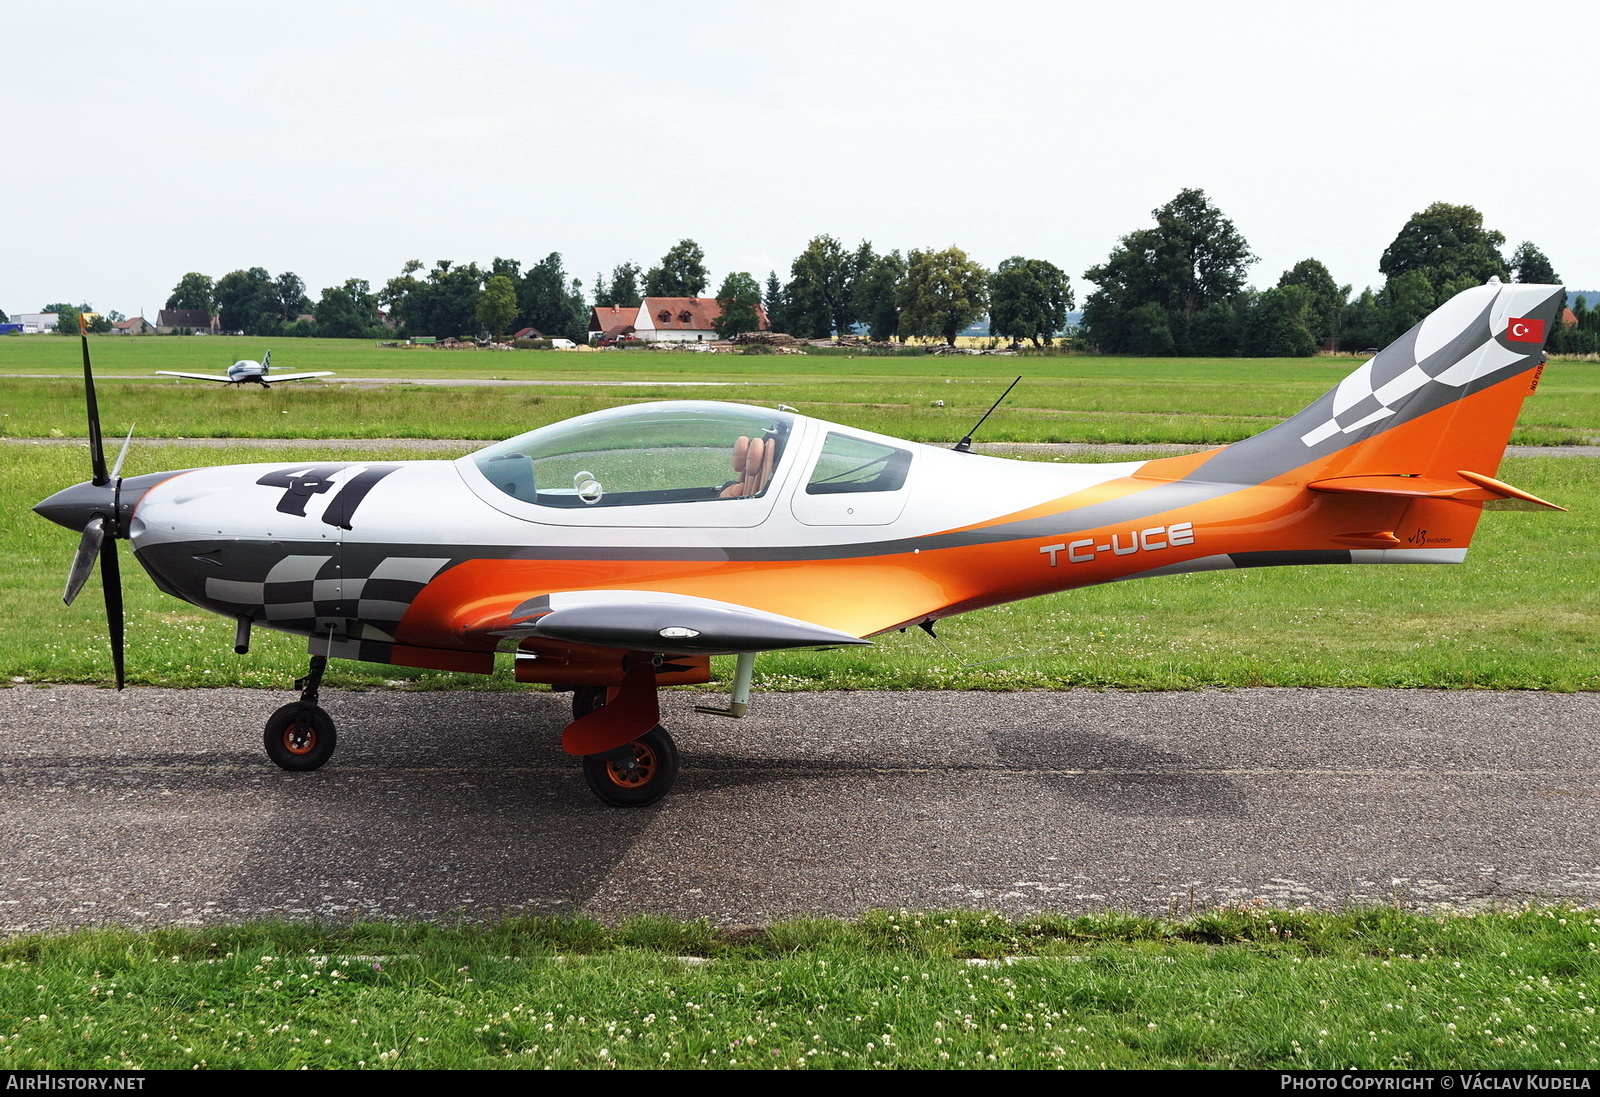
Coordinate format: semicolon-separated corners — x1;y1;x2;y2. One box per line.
109;424;135;481
81;332;108;486
100;534;125;690
63;515;107;606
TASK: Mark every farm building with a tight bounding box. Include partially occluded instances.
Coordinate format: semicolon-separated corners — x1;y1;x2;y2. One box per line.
589;298;768;343
588;306;634;342
155;308;218;334
111;317;156;335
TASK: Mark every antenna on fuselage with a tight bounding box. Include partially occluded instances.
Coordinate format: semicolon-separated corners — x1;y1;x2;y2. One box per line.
952;375;1021;453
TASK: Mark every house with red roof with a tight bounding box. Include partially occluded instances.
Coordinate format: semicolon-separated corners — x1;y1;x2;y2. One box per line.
590;298;769;343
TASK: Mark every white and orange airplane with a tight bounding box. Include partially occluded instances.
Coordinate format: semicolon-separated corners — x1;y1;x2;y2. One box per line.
35;279;1565;805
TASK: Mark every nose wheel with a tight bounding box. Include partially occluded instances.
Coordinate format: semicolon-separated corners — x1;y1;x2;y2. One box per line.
263;702;337;771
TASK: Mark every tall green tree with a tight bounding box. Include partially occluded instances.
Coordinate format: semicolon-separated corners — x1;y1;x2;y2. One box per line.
644;240;708;297
214;268;287;335
1188;295;1247;356
607;262;643;308
1120;302;1174;355
1150;188;1255;329
274;272;311;321
1379;270;1437;343
520;253;587;341
165;272;215;312
1241;284;1317;357
896;247;989;345
476;275;519;340
45;302;84;334
378;260;425;331
1509;241;1560;285
1339;288;1387;351
854;250;906;342
314;279;383;338
989;256;1073;346
1276;259;1345;344
712;272;764;339
387;260;484;338
1378;202;1508;302
786;235;868;338
1081;189;1254;354
763;271;789;335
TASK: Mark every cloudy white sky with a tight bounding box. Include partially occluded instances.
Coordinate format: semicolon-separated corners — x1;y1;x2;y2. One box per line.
4;0;1595;318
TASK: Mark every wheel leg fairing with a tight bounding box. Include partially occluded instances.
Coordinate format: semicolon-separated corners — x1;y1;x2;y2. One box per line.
560;653;661;755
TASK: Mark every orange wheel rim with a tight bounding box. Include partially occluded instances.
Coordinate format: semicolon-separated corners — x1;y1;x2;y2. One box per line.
282;722;317;755
606;741;657;788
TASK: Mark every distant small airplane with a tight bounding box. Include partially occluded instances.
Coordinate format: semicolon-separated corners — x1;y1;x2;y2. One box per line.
156;350;333;388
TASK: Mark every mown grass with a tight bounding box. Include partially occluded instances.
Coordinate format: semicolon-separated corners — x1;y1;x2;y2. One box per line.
0;907;1595;1069
2;443;1595;691
3;336;1598;445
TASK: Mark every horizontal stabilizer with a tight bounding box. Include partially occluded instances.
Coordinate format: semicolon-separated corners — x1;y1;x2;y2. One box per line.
1309;470;1563;510
511;590;872;654
1455;469;1565;511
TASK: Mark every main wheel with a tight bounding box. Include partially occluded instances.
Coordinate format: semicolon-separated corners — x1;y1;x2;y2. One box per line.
263;702;337;771
582;725;678;807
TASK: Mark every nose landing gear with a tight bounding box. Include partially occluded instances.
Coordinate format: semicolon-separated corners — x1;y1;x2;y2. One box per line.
263;654;337;771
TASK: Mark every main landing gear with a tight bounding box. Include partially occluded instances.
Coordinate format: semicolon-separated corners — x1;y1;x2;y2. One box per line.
570;686;679;808
263;654;337;771
257;652;701;808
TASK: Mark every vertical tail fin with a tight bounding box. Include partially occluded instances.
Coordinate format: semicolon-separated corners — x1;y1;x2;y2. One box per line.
1181;279;1565;488
262;349;272;373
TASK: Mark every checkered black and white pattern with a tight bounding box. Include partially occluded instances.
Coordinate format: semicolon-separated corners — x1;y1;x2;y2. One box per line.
1296;283;1536;449
205;553;450;642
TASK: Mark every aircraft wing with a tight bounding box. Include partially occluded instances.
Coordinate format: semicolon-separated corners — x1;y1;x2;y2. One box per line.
154;371;235;382
474;590;872;656
261;372;335;384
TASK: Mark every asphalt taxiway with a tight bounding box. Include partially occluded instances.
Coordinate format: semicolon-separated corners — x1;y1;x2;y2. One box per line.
1;685;1596;932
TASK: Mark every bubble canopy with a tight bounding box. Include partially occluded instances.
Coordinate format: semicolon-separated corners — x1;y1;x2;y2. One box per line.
463;401;795;509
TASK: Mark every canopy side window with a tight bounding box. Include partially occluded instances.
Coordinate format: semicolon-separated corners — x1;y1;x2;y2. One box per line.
469;404;792;509
805;433;912;495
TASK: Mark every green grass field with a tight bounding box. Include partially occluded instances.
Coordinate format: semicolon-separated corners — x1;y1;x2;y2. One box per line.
2;907;1595;1069
3;334;1598;445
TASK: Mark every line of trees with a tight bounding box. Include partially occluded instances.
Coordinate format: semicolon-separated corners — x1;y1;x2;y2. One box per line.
763;236;1072;347
1080;191;1569;356
150;197;1575;354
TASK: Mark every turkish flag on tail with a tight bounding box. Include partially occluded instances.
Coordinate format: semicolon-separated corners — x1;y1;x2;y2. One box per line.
1506;318;1546;343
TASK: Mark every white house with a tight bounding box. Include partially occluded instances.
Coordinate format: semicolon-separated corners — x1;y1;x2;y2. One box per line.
607;297;770;343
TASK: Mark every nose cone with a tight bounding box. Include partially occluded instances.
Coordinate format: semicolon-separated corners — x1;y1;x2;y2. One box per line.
34;471;186;533
33;480;114;532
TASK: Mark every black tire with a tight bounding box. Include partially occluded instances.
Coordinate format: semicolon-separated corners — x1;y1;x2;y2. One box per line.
263;702;337;771
571;685;607;720
582;725;677;807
